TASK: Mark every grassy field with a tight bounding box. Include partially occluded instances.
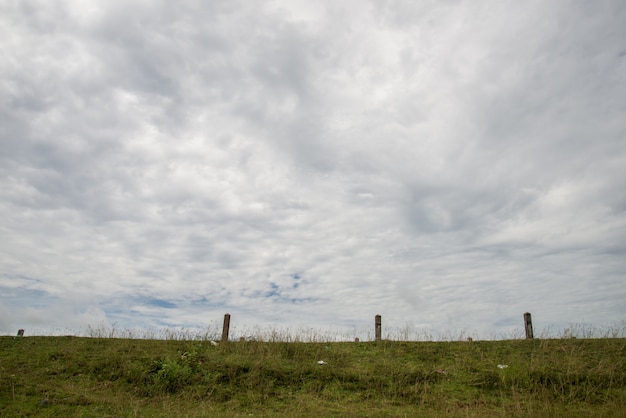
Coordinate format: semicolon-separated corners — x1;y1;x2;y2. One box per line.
1;335;625;417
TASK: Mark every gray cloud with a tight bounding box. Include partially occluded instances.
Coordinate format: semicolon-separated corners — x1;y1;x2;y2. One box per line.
1;0;625;338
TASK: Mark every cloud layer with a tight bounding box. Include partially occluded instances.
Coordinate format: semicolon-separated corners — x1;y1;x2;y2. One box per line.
2;0;625;338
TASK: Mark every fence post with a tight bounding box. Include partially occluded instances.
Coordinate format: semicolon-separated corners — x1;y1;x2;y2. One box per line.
375;314;382;341
222;313;231;342
524;312;534;339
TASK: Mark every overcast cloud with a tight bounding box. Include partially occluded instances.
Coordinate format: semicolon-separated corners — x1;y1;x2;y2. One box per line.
1;0;625;339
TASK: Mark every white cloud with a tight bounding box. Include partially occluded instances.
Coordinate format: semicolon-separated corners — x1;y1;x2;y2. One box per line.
1;0;625;338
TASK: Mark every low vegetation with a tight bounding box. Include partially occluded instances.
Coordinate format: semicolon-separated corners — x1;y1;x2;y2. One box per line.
1;335;625;417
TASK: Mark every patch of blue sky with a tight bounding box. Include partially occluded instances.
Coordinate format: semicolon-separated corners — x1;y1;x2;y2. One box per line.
140;297;177;309
265;283;280;298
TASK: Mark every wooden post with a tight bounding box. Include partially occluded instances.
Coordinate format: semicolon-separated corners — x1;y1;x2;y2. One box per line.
375;314;382;341
524;312;534;339
221;313;231;342
17;329;24;337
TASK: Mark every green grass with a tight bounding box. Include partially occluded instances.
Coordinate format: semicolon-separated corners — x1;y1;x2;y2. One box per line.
1;336;625;417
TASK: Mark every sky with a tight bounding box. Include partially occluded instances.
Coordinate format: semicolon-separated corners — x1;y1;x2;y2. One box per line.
1;0;625;340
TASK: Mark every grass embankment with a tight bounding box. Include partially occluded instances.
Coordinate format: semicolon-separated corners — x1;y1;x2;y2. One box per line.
1;336;625;417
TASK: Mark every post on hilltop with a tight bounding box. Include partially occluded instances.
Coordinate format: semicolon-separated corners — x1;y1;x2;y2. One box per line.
222;313;231;342
524;312;534;339
375;314;382;341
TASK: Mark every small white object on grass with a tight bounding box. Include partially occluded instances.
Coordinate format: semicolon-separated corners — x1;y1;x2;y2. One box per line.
317;360;327;365
210;340;219;346
497;364;509;369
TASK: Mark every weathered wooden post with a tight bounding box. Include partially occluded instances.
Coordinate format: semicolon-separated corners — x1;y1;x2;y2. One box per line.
375;314;382;341
221;313;231;342
17;329;24;337
524;312;534;339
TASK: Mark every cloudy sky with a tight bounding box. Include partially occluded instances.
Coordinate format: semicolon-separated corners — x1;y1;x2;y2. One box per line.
1;0;625;339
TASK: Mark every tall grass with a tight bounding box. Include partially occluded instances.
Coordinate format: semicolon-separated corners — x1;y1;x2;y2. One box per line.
4;320;625;344
76;320;626;342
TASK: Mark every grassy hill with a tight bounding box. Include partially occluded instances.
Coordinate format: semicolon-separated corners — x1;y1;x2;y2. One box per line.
1;336;625;417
